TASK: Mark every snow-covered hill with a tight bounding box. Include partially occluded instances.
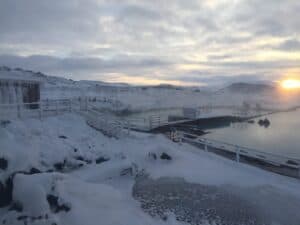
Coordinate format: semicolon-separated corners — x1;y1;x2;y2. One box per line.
1;66;299;112
222;82;276;94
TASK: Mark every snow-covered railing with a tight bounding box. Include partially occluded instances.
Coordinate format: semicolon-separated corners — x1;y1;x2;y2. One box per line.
0;98;89;120
176;131;300;178
125;117;150;131
149;115;169;130
124;115;170;131
85;108;130;138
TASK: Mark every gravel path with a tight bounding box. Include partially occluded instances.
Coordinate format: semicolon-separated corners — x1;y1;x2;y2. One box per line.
133;177;300;225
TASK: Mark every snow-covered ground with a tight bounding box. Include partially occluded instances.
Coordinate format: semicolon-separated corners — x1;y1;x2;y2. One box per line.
1;113;300;225
1;67;300;224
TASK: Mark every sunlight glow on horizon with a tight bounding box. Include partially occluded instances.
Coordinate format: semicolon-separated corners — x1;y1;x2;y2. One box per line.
281;79;300;90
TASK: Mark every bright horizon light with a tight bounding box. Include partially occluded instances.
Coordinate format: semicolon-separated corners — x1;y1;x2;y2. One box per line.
281;79;300;89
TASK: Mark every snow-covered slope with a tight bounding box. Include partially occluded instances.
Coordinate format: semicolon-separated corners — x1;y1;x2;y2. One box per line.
1;113;300;225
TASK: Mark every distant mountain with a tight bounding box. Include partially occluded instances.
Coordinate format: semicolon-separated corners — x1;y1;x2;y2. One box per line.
220;82;275;94
0;66;130;88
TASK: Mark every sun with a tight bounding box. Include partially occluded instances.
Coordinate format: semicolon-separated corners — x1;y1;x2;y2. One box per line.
281;79;300;89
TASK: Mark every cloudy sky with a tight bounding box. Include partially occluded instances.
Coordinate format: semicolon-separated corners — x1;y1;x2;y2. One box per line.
0;0;299;86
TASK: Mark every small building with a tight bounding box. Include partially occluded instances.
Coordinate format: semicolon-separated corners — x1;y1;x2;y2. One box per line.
0;77;41;108
182;107;201;119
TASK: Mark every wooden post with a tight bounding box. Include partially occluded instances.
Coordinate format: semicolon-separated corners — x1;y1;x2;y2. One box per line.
236;146;240;163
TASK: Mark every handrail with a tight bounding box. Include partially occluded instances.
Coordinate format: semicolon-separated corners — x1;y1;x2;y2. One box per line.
178;131;300;169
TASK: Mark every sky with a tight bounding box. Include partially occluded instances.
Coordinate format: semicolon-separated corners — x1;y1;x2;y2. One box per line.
0;0;299;86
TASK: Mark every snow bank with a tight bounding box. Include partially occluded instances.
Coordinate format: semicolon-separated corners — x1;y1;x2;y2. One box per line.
1;113;300;225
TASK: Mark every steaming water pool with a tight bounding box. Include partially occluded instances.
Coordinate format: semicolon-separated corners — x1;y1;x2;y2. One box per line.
203;109;300;159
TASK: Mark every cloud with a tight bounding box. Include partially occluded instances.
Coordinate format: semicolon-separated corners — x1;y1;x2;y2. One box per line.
277;39;300;51
0;0;299;85
0;54;175;83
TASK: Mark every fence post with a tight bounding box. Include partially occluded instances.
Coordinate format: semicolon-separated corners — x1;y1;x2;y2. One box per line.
17;103;21;118
127;121;130;135
178;132;182;144
69;99;72;112
39;102;43;120
56;101;58;115
149;116;152;130
236;146;240;163
204;142;208;152
85;97;88;111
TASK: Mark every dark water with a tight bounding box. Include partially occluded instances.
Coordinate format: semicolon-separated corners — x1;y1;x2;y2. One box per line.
203;109;300;159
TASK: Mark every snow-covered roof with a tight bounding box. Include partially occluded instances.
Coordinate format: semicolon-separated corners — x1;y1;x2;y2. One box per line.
0;67;43;83
0;77;41;83
0;72;42;83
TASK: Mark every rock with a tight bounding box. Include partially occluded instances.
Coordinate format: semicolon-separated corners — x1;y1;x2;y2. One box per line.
17;215;27;221
0;158;8;170
148;152;157;160
9;202;23;212
29;167;41;175
53;161;66;171
58;135;67;139
0;176;13;207
47;194;71;213
120;167;133;176
0;120;10;127
74;156;92;164
120;163;139;177
95;156;110;164
54;159;84;172
160;153;172;160
258;118;270;127
263;118;270;127
287;160;299;166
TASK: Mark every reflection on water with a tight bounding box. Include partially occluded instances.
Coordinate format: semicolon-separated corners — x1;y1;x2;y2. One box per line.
204;109;300;158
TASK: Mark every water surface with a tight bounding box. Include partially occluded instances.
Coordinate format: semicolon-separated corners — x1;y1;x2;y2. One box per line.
203;109;300;159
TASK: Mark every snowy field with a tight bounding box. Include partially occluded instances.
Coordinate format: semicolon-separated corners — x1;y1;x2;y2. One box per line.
1;113;300;225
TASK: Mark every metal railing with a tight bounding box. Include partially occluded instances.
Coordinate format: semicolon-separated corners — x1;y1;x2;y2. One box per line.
176;131;300;178
0;98;88;120
85;108;130;138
